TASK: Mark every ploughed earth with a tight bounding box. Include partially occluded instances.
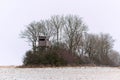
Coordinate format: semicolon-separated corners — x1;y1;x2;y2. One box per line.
0;66;120;80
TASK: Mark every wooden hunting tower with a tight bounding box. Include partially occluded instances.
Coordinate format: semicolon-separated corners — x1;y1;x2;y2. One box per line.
38;36;51;47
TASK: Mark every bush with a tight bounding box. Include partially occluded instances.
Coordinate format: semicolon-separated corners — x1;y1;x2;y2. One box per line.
45;51;66;66
23;43;80;66
23;50;38;65
23;48;66;66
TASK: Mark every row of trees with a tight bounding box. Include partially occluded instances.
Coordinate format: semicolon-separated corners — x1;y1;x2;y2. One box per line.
21;15;120;66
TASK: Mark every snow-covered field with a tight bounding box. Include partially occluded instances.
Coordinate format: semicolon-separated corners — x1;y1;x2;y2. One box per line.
0;67;120;80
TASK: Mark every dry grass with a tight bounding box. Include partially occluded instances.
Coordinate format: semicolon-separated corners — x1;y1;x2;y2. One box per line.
0;66;16;68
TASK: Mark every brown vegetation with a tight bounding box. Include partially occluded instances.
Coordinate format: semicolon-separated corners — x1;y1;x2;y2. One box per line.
21;15;120;67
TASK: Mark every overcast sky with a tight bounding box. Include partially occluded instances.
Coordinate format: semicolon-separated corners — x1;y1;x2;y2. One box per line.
0;0;120;65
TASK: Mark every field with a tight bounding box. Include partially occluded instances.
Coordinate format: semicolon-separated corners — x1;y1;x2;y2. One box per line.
0;67;120;80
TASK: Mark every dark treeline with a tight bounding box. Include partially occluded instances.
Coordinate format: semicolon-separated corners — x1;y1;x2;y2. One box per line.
21;15;120;67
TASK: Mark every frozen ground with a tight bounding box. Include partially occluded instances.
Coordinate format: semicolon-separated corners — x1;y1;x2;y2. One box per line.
0;67;120;80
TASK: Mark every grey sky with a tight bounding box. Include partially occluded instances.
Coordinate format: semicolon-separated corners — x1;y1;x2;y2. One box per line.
0;0;120;65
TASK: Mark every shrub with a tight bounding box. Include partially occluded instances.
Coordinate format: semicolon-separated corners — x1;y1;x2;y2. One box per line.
23;50;39;65
23;47;67;66
23;43;80;66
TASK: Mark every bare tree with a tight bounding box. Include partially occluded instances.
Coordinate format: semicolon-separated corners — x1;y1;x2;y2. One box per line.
108;50;120;66
40;20;55;37
50;15;64;45
83;33;114;65
82;33;99;63
64;15;88;54
20;21;43;51
97;33;114;64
